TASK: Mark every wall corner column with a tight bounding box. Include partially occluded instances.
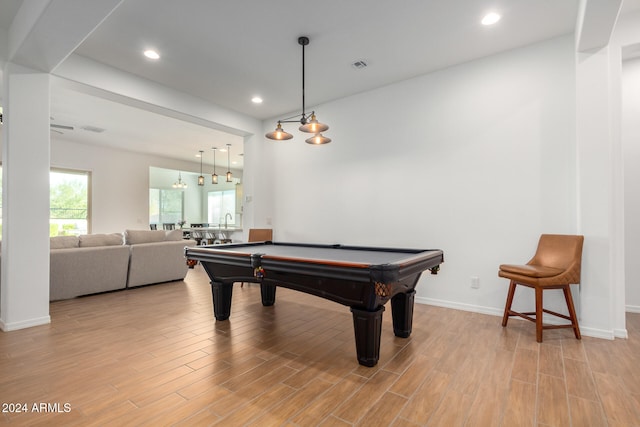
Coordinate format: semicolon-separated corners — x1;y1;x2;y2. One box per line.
1;63;51;331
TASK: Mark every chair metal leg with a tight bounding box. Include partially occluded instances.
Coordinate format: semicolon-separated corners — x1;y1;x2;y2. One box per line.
535;286;543;343
563;286;581;340
502;281;517;327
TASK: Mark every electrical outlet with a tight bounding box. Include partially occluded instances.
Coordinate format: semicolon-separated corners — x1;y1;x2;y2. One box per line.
471;276;480;289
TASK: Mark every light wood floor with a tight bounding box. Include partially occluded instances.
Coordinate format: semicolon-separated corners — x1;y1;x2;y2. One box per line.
1;265;639;426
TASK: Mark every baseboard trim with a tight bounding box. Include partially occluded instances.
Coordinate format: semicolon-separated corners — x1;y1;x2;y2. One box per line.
613;328;629;339
626;305;640;313
0;315;51;332
416;297;617;340
416;296;503;317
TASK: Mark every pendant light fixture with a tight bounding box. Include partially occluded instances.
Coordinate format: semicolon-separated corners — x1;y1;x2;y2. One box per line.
305;133;332;145
226;144;232;182
172;171;187;189
265;36;331;144
197;150;205;186
211;147;218;184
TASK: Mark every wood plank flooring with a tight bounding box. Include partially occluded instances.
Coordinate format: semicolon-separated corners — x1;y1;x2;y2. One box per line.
1;265;639;426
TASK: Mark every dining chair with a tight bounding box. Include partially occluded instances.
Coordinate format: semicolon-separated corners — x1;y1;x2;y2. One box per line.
499;234;584;342
162;223;175;230
149;224;157;230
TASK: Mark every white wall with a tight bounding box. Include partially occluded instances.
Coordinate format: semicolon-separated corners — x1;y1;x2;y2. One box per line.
623;57;640;312
48;139;240;234
149;166;242;228
255;36;578;319
149;166;203;227
1;127;247;240
610;9;640;331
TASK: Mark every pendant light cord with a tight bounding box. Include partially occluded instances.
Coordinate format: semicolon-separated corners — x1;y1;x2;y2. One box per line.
301;39;305;121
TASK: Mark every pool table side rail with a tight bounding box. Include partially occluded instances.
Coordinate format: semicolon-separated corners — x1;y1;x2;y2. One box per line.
260;250;441;268
186;242;443;268
186;243;443;287
186;246;256;266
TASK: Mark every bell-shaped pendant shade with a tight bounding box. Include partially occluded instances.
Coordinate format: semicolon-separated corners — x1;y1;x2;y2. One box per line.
299;113;329;134
305;133;332;145
265;122;293;140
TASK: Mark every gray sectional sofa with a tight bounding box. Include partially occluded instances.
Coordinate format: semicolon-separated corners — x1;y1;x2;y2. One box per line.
125;229;197;288
49;229;196;301
50;233;131;301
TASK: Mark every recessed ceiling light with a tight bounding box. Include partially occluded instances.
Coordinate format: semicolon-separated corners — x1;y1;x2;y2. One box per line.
251;96;263;104
144;49;160;59
481;12;501;26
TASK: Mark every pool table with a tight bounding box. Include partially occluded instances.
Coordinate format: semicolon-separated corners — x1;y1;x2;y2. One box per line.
185;242;444;366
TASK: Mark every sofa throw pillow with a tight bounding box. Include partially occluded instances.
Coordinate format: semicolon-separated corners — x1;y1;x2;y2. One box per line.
165;229;183;241
79;233;124;248
50;236;79;249
124;229;166;245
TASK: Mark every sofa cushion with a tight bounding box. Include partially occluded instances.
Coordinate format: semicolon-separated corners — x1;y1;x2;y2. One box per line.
127;239;197;288
124;229;167;245
50;245;130;300
50;236;79;249
165;229;183;241
79;233;124;248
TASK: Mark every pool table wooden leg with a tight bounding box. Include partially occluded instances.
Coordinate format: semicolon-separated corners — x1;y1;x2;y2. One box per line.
391;290;416;338
210;280;233;321
260;282;276;306
350;306;385;367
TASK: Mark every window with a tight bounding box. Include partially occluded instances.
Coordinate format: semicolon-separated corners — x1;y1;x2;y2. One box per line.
208;190;236;227
50;169;91;236
149;188;184;226
0;167;91;237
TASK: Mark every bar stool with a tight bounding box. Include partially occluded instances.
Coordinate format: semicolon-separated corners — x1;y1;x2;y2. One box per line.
499;234;584;342
190;223;204;244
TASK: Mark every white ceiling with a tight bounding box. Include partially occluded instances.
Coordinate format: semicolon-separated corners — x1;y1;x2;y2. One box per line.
72;0;581;121
48;85;243;169
2;0;640;168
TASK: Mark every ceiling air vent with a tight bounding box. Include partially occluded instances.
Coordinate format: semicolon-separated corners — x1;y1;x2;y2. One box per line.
81;125;106;133
351;60;368;70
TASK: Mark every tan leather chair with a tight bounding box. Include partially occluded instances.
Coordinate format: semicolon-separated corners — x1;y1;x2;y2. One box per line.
241;229;273;287
499;234;584;342
248;228;273;242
